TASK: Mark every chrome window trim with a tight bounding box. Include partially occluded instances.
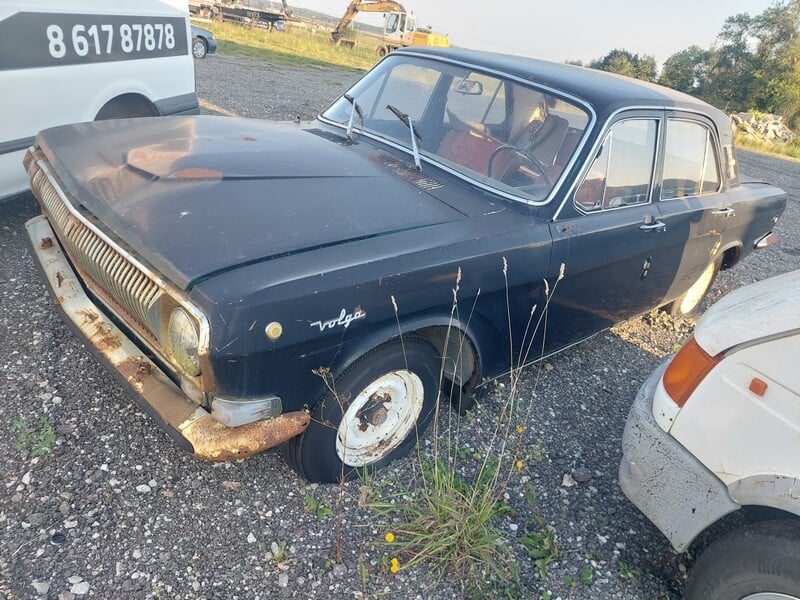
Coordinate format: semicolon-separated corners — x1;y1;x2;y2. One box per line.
318;52;597;208
552;104;720;221
32;153;211;376
569;114;663;216
659;117;723;201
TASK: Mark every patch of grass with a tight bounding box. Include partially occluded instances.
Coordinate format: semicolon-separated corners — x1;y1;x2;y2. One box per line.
270;540;287;562
563;567;592;588
519;518;560;579
618;561;641;580
304;493;332;521
13;416;55;456
194;21;379;70
531;438;547;462
375;458;520;597
735;133;800;161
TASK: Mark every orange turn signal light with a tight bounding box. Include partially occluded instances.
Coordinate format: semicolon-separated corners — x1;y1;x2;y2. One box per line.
662;337;722;408
749;378;768;397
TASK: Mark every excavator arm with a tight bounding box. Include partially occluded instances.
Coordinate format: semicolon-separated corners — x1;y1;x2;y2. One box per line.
332;0;407;42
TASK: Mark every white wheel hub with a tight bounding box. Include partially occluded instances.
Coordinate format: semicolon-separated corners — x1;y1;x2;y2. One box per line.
336;370;424;467
679;261;716;315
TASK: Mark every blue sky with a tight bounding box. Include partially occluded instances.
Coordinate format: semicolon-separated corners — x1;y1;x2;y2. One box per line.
291;0;777;65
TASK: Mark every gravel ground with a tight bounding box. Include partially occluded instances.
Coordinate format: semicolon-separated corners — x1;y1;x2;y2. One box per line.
1;52;799;600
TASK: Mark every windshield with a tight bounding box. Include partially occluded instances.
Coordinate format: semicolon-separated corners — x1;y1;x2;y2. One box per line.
322;55;591;203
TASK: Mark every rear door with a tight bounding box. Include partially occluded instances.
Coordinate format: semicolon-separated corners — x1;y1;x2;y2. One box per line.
632;113;728;310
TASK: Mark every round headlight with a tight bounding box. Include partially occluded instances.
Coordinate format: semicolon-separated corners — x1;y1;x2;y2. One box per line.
168;308;200;376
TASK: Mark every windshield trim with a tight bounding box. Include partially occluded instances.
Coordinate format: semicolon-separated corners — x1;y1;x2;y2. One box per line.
318;52;598;208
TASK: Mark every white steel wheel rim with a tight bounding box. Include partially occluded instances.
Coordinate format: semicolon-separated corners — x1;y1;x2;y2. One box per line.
679;261;716;315
336;370;425;467
192;41;205;58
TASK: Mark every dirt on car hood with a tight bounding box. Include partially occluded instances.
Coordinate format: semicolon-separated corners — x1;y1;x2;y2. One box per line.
36;116;462;290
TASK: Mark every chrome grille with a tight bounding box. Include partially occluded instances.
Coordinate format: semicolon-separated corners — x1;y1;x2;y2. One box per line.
30;163;164;336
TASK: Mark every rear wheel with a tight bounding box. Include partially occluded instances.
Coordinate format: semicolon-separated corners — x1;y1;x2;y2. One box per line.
685;520;800;600
283;337;440;483
666;258;719;317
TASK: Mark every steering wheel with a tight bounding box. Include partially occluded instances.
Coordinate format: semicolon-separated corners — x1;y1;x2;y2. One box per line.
487;144;552;188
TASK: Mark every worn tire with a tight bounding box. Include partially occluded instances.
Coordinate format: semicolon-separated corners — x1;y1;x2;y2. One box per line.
192;37;208;59
284;337;440;483
665;258;719;317
684;520;800;600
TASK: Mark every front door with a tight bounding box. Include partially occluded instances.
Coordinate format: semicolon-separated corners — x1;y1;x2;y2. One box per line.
547;113;664;351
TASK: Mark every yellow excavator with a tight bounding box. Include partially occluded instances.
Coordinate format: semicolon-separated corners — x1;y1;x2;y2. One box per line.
331;0;449;57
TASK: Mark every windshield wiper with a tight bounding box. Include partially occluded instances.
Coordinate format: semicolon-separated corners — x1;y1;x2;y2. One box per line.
344;93;363;144
385;104;422;170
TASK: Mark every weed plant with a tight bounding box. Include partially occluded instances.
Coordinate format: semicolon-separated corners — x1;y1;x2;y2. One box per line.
13;416;55;457
367;261;566;598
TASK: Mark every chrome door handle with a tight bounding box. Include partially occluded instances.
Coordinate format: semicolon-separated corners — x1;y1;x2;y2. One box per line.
639;220;667;232
712;206;736;217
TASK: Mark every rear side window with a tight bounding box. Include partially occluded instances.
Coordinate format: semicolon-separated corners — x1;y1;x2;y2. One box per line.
661;120;720;199
574;118;658;212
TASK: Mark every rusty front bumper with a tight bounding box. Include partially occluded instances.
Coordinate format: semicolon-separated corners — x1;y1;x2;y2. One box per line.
25;215;310;460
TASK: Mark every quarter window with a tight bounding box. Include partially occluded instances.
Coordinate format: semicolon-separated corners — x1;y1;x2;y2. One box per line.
661;120;720;199
574;118;658;212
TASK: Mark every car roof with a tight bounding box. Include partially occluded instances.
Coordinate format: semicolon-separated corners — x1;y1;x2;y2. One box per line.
397;47;730;132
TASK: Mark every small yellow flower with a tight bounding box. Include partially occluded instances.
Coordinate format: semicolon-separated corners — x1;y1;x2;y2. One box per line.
390;557;400;573
516;425;525;434
515;460;524;470
385;532;395;543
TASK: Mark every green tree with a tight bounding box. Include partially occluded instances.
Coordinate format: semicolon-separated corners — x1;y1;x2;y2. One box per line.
589;48;657;82
658;45;709;94
698;1;799;122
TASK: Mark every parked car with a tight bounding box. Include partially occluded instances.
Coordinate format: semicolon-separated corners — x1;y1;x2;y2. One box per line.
191;24;216;58
23;47;785;482
619;269;800;598
0;0;199;201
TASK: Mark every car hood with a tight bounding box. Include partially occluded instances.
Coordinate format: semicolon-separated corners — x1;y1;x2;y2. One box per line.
38;116;461;290
695;269;800;356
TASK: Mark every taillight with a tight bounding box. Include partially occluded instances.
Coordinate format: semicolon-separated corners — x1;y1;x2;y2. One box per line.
662;336;722;407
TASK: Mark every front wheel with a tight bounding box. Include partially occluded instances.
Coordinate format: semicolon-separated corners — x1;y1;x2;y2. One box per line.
284;337;441;483
685;520;800;600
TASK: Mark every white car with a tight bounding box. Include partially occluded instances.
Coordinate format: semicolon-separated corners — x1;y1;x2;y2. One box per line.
619;270;800;599
0;0;198;201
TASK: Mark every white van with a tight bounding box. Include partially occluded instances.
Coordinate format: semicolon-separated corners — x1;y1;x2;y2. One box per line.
0;0;198;200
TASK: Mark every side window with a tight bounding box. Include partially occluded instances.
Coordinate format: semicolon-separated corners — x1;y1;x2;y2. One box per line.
575;118;658;212
385;13;399;33
661;120;720;199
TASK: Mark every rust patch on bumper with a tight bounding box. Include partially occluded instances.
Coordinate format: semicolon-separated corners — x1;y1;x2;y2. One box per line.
118;356;310;460
180;410;311;461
